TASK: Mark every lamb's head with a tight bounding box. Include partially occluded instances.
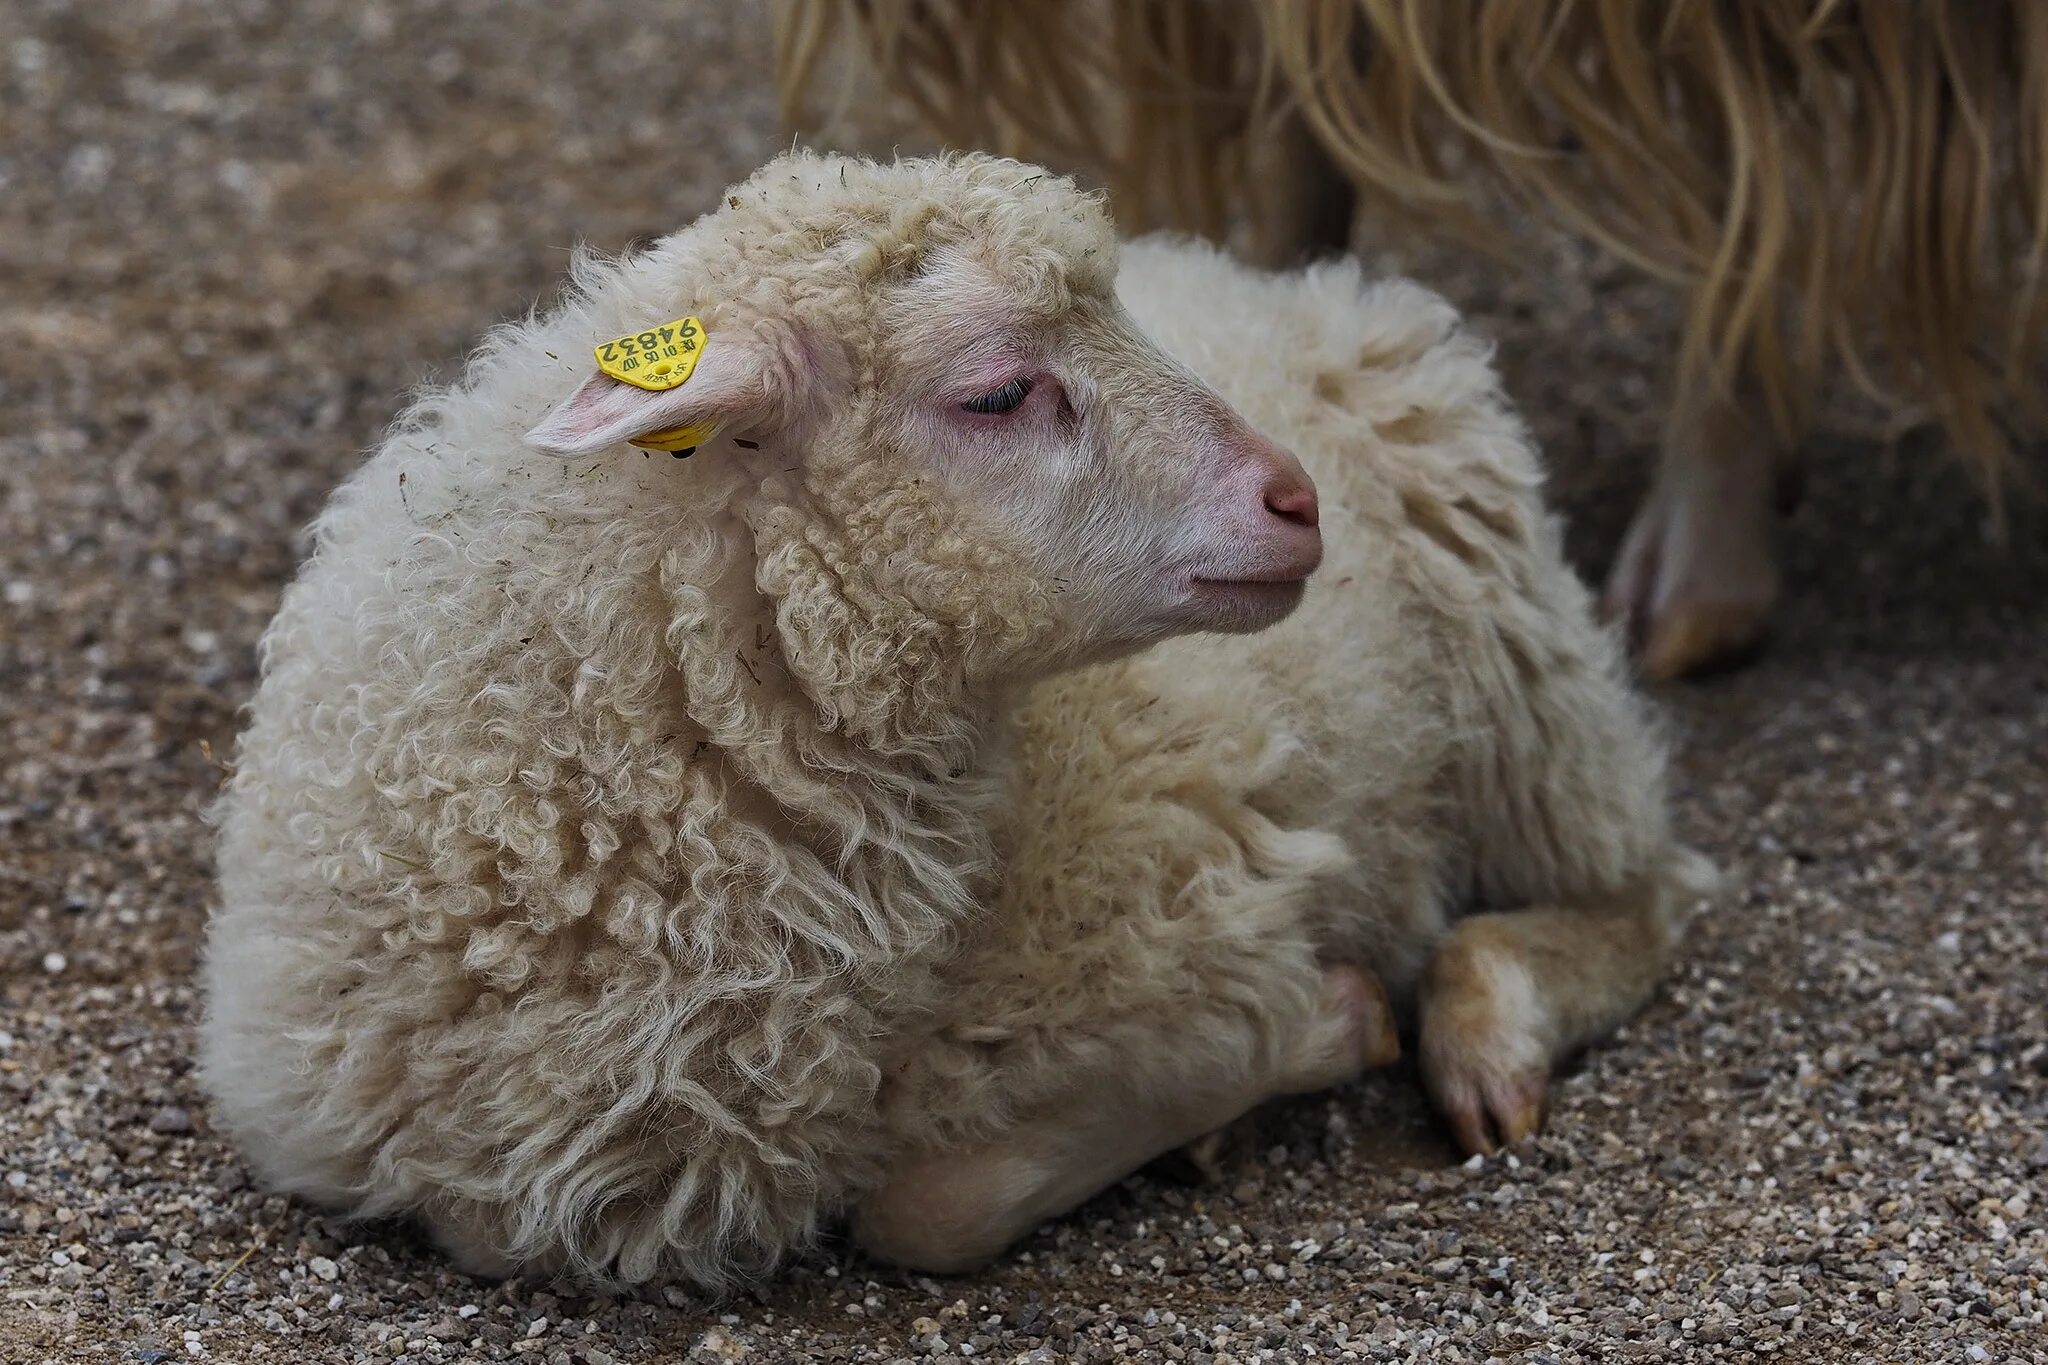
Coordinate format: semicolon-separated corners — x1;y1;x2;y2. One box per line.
528;152;1319;701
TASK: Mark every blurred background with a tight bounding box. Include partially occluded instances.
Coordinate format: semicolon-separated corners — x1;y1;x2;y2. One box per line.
1;2;2042;1361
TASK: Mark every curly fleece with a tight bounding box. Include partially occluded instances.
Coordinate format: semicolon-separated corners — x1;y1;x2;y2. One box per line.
200;151;1682;1287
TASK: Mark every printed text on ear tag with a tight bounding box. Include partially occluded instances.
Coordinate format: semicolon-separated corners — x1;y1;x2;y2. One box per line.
596;316;707;392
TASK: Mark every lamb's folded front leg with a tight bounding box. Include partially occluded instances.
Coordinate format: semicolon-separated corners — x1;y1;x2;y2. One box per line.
1419;861;1708;1155
1380;422;1717;1154
853;963;1397;1274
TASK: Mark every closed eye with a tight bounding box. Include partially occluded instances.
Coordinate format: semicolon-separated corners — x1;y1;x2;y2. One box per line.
961;377;1033;415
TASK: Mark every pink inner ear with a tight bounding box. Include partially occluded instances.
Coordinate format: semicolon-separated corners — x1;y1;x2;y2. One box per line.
525;335;775;456
526;372;705;456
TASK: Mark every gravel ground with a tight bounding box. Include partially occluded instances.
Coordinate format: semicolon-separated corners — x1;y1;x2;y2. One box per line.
3;2;2045;1362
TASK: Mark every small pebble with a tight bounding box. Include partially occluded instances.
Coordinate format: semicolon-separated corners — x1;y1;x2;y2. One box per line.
147;1106;193;1135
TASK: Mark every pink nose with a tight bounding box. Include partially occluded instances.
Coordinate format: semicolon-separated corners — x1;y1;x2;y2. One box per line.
1264;477;1320;529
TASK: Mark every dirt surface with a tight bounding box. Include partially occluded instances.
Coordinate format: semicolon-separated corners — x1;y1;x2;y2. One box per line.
3;2;2044;1362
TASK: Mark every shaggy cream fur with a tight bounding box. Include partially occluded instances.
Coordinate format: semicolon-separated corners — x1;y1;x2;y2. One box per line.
200;151;1697;1288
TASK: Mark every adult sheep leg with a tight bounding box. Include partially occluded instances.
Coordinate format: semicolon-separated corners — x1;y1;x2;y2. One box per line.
853;963;1397;1275
1419;869;1699;1156
1238;110;1357;269
1603;386;1784;680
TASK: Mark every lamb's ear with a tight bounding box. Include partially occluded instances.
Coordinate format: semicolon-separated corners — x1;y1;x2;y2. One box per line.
525;335;774;457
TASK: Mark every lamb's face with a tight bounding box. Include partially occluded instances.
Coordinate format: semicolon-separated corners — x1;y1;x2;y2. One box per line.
850;243;1324;668
527;154;1322;693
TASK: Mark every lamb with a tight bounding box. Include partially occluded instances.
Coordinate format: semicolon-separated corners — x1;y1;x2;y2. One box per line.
199;150;1706;1287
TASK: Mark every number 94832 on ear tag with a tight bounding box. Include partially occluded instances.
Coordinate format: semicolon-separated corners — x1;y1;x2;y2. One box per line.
595;316;707;392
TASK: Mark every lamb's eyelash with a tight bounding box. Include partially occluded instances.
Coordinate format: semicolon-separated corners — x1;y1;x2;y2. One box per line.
961;377;1033;415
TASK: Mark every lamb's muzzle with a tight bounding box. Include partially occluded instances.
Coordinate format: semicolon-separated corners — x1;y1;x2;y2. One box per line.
1165;423;1323;635
1218;429;1322;569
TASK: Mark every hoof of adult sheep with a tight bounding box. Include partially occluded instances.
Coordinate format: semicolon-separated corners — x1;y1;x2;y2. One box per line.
1601;431;1780;681
1638;602;1772;682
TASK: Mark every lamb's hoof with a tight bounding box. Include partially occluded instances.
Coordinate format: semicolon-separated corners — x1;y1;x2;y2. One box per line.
1347;967;1404;1070
1419;934;1551;1157
1160;1128;1231;1186
1427;1054;1549;1157
1277;963;1401;1095
1601;449;1780;681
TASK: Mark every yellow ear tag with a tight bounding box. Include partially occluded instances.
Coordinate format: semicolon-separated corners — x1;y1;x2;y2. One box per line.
628;419;718;455
596;315;708;391
595;316;715;454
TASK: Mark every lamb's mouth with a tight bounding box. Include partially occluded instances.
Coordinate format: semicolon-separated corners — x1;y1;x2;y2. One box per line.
1188;550;1322;592
1190;573;1313;591
1185;575;1308;629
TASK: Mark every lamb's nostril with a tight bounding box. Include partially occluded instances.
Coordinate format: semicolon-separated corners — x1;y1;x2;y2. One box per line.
1265;482;1320;529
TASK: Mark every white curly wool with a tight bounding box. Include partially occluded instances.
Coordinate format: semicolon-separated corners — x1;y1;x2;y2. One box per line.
200;152;1689;1287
